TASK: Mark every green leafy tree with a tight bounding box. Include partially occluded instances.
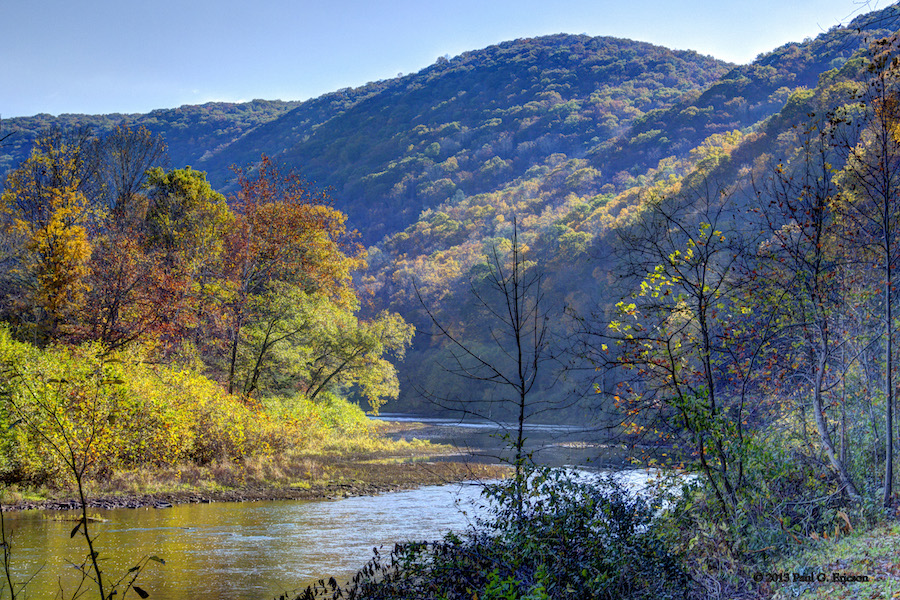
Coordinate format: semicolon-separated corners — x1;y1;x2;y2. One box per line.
143;166;232;267
235;282;413;411
607;189;773;518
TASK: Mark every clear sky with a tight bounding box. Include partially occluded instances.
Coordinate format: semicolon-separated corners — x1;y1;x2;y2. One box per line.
0;0;883;118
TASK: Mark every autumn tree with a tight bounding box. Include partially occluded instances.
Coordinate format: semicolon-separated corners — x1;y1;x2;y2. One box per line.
78;232;180;352
605;186;774;518
833;36;900;506
0;130;97;343
755;121;862;498
93;124;167;227
142;166;234;348
220;158;414;410
74;126;171;351
223;156;371;397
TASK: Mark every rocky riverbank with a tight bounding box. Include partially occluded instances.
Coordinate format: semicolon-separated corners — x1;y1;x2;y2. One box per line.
6;460;511;511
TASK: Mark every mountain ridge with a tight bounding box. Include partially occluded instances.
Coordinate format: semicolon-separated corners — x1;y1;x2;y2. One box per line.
5;9;899;243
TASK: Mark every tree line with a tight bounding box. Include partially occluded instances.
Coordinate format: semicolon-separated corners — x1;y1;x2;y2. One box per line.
0;122;414;497
0;125;413;408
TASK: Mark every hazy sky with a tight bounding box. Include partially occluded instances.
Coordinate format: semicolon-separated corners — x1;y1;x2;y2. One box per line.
0;0;882;118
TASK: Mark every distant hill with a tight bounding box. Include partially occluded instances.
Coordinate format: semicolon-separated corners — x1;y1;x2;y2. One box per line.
0;99;302;179
4;3;900;418
2;35;732;244
198;35;731;243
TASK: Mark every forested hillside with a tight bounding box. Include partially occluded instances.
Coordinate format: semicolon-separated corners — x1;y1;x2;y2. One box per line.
5;6;900;424
0;99;302;177
361;4;900;418
4;2;900;421
4;36;731;243
228;35;731;243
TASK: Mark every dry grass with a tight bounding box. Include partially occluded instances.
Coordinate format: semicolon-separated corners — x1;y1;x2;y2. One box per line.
0;433;478;506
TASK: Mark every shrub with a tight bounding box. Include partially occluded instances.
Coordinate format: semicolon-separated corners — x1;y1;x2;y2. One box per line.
0;331;133;483
654;421;887;599
0;330;299;482
298;466;692;600
0;327;405;488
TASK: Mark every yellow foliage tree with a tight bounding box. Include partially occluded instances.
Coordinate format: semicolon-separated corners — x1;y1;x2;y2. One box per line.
1;134;94;342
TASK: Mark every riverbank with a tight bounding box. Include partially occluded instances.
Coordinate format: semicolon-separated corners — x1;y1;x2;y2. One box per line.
762;519;900;599
4;459;511;511
1;418;511;511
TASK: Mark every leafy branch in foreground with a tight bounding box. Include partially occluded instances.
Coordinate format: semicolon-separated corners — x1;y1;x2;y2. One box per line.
602;184;776;520
0;342;162;600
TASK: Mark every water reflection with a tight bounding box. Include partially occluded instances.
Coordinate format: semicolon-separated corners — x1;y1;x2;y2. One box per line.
2;482;487;600
4;415;650;600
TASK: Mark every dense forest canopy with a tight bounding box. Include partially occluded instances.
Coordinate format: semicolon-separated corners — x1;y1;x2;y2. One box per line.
3;36;730;243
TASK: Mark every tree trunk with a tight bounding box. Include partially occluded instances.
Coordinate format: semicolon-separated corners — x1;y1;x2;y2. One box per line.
812;349;861;498
885;255;894;507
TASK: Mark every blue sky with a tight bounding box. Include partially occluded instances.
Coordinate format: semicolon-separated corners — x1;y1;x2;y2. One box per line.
0;0;880;118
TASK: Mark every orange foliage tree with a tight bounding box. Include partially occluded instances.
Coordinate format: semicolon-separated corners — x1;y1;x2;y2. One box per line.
224;156;366;394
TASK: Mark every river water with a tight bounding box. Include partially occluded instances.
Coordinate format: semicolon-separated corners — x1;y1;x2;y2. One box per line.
2;482;487;600
373;413;633;468
1;415;645;600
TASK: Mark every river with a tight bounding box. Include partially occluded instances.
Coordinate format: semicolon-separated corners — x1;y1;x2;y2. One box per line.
1;415;646;600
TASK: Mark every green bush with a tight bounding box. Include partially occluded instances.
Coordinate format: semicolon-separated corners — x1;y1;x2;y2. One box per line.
654;422;888;598
0;330;135;482
0;328;382;485
298;466;692;600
